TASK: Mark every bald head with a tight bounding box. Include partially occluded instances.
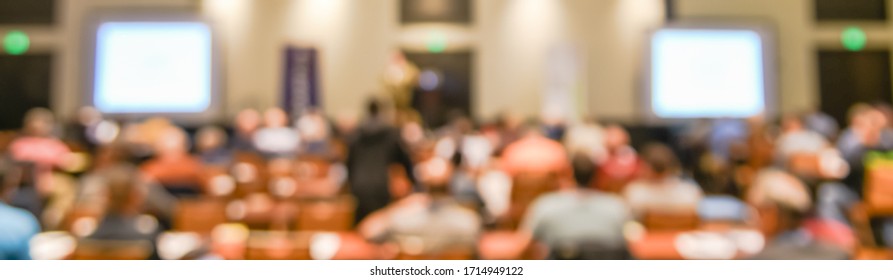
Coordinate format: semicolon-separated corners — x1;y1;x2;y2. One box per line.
155;126;190;157
235;109;261;135
603;124;630;151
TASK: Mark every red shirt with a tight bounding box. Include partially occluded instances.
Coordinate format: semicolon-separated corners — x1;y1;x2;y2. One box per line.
594;146;642;193
141;155;204;189
9;136;70;167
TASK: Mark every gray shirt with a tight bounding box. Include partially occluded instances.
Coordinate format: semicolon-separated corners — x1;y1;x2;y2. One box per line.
522;189;632;249
383;196;482;255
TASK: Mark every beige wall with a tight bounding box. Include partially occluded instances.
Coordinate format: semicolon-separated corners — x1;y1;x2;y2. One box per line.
476;0;665;121
575;0;665;121
0;0;677;123
203;0;665;122
203;0;401;120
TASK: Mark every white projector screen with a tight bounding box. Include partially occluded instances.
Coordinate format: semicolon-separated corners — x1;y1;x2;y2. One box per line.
92;21;214;115
648;27;773;119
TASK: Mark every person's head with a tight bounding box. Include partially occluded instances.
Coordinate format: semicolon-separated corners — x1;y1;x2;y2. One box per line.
416;157;454;196
447;110;473;134
263;107;289;128
235;109;261;135
77;106;102;126
747;169;812;232
874;103;893;127
22;108;56;137
803;111;839;141
499;111;524;131
603;124;630;152
780;113;805;134
848;103;880;130
640;143;680;179
297;109;330;142
870;107;888;130
196;126;227;153
155;126;190;157
570;153;596;188
401;121;425;145
390;50;407;65
747;113;768;129
366;98;382;118
95;164;149;215
334;111;359;137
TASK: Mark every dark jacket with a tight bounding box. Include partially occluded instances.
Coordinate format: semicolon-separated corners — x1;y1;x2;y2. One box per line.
346;118;416;222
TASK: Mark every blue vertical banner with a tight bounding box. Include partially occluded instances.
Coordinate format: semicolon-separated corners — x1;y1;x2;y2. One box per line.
282;46;320;118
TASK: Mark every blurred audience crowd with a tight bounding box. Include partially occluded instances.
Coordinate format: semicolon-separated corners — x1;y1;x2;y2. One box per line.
3;99;893;260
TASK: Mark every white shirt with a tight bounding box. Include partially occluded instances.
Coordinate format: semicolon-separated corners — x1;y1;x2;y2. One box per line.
776;130;829;162
623;177;704;217
253;127;301;156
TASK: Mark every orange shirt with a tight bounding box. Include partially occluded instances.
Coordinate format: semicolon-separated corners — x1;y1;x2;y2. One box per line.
141;155;204;189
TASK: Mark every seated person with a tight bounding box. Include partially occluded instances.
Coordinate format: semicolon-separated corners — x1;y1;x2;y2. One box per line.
296;108;335;158
519;153;633;260
825;104;893;247
232;108;262;153
0;175;41;260
837;104;893;195
358;157;481;258
563;119;607;164
594;124;641;193
475;164;512;224
775;114;849;185
775;113;831;165
83;164;161;259
119;117;176;163
748;169;851;260
709;119;749;163
697;195;752;225
499;123;570;181
195;126;232;166
803;110;839;142
78;162;176;229
64;106;103;153
623;143;703;217
140;126;204;197
254;108;301;159
5;108;72;220
449;134;494;209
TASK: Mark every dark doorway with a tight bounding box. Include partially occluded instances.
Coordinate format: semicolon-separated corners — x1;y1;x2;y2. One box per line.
0;54;53;130
404;51;473;128
0;0;56;25
814;0;887;21
818;50;892;126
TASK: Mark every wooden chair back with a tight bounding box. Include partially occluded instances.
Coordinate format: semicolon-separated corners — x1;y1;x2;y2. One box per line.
295;196;356;231
174;199;228;234
73;239;153;260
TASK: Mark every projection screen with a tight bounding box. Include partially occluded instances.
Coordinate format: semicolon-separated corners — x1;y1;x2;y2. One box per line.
84;13;221;124
645;24;776;120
